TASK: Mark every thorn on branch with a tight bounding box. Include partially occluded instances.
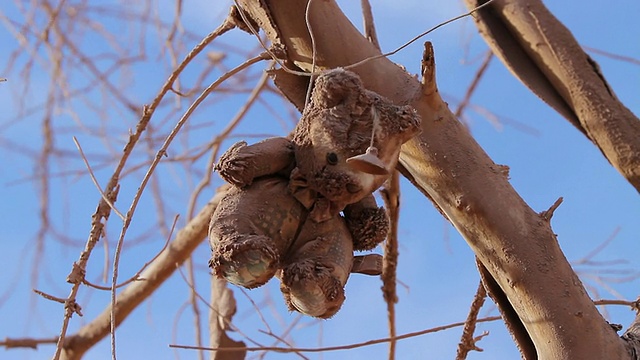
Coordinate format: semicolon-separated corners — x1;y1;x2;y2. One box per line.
421;42;437;97
540;197;563;221
609;322;624;332
65;299;83;317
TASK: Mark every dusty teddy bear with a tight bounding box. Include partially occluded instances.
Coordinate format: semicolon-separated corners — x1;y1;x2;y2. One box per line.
210;171;378;318
209;69;421;318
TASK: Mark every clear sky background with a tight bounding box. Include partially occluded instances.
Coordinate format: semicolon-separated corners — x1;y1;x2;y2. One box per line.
1;1;639;359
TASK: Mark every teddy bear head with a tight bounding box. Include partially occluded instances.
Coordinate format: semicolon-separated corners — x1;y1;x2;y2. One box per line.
290;69;421;221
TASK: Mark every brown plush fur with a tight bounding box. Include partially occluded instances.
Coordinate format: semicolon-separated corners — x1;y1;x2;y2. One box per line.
209;69;420;318
290;69;421;220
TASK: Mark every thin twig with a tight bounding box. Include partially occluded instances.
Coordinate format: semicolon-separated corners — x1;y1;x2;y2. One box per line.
52;15;238;360
342;0;497;71
303;0;317;110
583;46;640;66
170;316;503;353
107;51;267;360
574;227;621;264
33;289;66;304
82;215;179;291
73;137;126;221
0;337;58;350
185;63;272;221
175;264;264;348
456;280;488;359
187;257;204;360
380;171;400;360
257;330;310;360
594;299;637;308
454;50;493;119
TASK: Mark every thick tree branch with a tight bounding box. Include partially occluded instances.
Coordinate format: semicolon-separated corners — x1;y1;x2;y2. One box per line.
623;311;640;358
464;0;640;192
236;0;630;358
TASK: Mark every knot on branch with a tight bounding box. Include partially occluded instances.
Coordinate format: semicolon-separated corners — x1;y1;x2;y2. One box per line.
66;262;86;284
65;299;83;317
456;331;489;360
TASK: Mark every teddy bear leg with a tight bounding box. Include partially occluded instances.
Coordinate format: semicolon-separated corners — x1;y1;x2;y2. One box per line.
210;233;279;289
279;233;353;319
280;258;345;319
343;194;389;251
215;137;294;188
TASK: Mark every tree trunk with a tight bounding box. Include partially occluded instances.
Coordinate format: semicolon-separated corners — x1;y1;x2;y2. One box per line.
235;0;630;358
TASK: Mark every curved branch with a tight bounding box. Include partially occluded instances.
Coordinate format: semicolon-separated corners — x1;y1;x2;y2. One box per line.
464;0;640;192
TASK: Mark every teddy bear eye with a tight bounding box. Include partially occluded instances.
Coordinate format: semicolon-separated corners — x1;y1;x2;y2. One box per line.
326;152;339;165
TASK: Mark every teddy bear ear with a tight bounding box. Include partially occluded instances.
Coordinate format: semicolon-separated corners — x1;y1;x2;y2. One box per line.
346;147;389;175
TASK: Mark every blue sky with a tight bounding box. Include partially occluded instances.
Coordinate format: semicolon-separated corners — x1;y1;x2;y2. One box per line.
1;1;639;359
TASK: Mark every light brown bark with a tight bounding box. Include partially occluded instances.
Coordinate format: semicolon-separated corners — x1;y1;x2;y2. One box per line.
464;0;640;192
236;0;630;358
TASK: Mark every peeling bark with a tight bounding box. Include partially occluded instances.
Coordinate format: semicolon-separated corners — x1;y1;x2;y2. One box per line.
464;0;640;192
236;0;631;358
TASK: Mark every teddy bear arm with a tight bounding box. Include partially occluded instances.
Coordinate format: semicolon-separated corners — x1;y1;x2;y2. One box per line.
215;137;294;187
344;194;389;251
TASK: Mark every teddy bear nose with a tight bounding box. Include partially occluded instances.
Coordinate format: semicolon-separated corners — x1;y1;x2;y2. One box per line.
346;183;362;194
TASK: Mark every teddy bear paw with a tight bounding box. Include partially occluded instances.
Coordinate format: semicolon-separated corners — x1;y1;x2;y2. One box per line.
214;141;256;188
210;235;279;288
346;206;389;251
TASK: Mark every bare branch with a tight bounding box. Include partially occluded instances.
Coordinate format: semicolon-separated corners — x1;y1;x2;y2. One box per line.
454;50;493;119
170;316;503;354
456;280;488;359
380;171;400;360
236;0;630;357
540;197;563;221
1;337;58;350
73;137;126;221
59;192;223;360
465;0;640;192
